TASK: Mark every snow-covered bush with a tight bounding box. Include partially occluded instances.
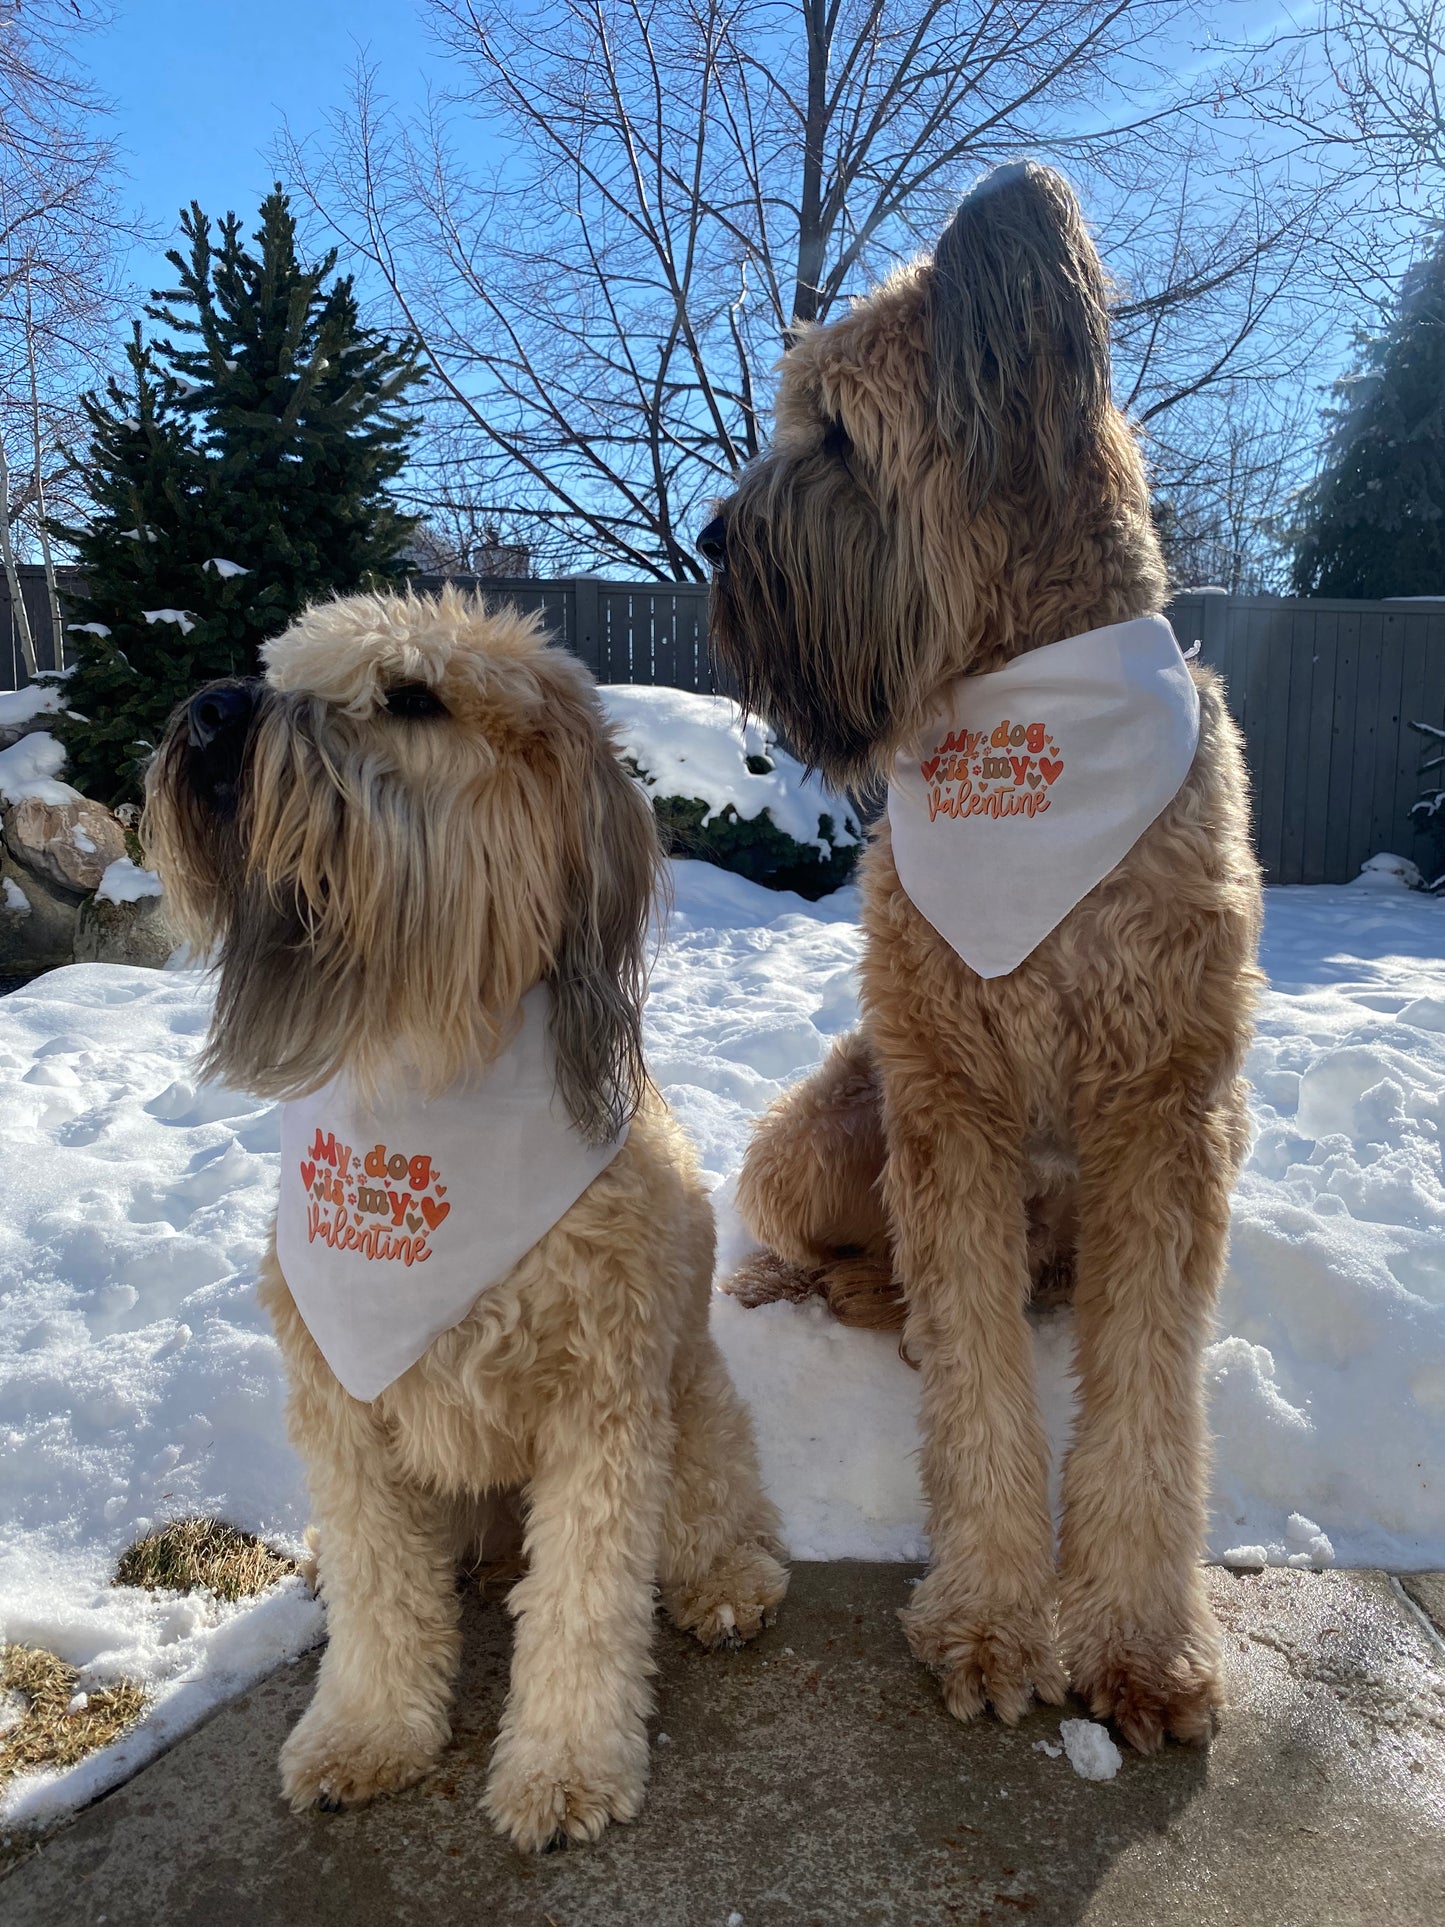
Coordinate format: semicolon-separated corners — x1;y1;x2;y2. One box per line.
599;685;860;899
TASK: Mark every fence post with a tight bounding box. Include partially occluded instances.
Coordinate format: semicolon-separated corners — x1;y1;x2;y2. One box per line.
572;575;602;678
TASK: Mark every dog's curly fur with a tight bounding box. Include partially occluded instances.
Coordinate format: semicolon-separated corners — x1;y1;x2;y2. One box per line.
708;164;1263;1752
144;588;787;1849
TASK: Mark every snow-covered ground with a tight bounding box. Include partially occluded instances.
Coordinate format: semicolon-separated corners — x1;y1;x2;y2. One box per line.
1;860;1443;1822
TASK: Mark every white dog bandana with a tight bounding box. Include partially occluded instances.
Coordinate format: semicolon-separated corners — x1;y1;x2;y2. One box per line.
276;985;628;1401
887;615;1200;979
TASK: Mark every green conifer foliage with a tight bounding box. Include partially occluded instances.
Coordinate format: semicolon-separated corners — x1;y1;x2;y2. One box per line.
1292;237;1445;599
53;188;423;802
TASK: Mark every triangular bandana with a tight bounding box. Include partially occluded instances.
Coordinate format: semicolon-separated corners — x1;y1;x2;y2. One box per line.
276;985;628;1401
886;615;1200;979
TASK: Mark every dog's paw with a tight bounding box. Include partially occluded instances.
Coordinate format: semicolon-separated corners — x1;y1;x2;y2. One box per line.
484;1724;648;1852
279;1701;444;1812
664;1537;790;1649
901;1573;1066;1727
1061;1605;1223;1753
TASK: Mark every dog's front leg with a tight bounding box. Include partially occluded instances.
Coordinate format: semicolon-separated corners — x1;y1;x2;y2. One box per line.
1057;1090;1235;1752
279;1389;462;1812
484;1397;668;1852
884;1104;1066;1725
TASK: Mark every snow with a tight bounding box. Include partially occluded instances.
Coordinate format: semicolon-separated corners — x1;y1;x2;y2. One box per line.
202;558;248;579
68;623;111;639
141;609;196;636
96;858;164;905
1059;1719;1123;1781
0;682;65;728
3;876;31;916
1;864;1444;1819
1355;851;1423;889
0;731;82;805
598;685;857;856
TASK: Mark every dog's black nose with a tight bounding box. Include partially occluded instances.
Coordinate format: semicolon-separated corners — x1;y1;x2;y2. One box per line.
696;515;728;567
188;681;256;751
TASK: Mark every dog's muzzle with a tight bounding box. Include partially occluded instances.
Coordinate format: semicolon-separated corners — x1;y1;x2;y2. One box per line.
186;677;261;814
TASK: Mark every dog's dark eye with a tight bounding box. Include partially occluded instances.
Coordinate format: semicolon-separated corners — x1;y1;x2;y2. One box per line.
821;418;853;463
383;682;447;719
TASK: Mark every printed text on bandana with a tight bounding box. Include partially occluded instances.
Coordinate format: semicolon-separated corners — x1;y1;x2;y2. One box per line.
298;1129;452;1267
921;717;1064;821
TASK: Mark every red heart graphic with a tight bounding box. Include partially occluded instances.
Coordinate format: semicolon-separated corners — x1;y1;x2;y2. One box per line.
300;1161;316;1190
921;756;941;782
407;1213;422;1233
421;1196;450;1231
1039;757;1063;784
434;1184;446;1198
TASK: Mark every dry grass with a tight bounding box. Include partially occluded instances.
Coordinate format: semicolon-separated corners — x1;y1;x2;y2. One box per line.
0;1645;145;1790
113;1516;296;1602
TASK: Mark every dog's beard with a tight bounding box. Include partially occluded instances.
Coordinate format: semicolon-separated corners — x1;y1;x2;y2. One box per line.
709;465;937;791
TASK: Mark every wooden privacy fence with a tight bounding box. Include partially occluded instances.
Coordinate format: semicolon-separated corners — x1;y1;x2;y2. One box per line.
1168;593;1445;887
7;566;1445;886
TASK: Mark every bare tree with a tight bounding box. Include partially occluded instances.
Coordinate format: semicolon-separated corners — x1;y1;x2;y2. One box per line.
0;1;137;669
285;0;1343;580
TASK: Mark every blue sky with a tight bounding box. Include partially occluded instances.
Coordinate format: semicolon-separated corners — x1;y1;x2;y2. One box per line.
99;0;442;292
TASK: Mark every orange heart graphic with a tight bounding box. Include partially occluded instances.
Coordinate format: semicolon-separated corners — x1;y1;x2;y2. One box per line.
312;1182;325;1199
300;1160;316;1190
434;1185;446;1198
407;1213;422;1233
421;1196;450;1231
1039;757;1063;784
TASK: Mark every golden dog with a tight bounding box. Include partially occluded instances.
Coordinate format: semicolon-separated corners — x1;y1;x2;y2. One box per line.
145;588;786;1847
701;164;1262;1751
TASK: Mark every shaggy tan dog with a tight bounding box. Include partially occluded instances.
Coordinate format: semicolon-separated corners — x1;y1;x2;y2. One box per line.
700;164;1262;1751
144;588;786;1849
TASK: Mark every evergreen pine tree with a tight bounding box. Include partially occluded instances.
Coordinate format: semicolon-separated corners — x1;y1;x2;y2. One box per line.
50;326;252;801
1292;235;1445;598
53;188;423;803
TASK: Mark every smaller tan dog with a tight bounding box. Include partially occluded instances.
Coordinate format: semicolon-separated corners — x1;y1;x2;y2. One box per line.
145;588;786;1850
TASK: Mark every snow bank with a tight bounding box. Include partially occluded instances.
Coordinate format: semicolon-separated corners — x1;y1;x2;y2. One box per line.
0;683;65;730
1;865;1443;1818
0;731;80;806
598;684;856;856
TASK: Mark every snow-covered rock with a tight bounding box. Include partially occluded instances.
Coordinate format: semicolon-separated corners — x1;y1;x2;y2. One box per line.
0;681;67;751
0;853;79;973
3;796;128;896
73;888;173;970
0;731;80;807
1355;852;1423;890
599;684;858;860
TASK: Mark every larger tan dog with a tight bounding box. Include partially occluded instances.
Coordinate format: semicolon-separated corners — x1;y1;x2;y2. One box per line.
145;588;786;1848
700;164;1262;1751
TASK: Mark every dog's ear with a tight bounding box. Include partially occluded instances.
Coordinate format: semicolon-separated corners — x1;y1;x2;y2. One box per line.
929;161;1112;510
547;718;662;1145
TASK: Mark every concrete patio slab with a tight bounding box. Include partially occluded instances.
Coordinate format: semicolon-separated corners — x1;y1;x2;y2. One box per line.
4;1564;1444;1927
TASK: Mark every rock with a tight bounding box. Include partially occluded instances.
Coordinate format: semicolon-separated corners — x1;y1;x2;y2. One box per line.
0;851;79;975
3;795;128;895
72;890;176;969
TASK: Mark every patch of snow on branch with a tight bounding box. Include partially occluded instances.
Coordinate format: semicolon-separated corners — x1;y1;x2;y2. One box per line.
598;684;857;856
141;609;196;636
0;731;81;805
202;558;249;579
96;857;163;904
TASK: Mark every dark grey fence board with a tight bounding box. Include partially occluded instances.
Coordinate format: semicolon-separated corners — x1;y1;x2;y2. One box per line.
1300;607;1337;888
1276;602;1315;885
